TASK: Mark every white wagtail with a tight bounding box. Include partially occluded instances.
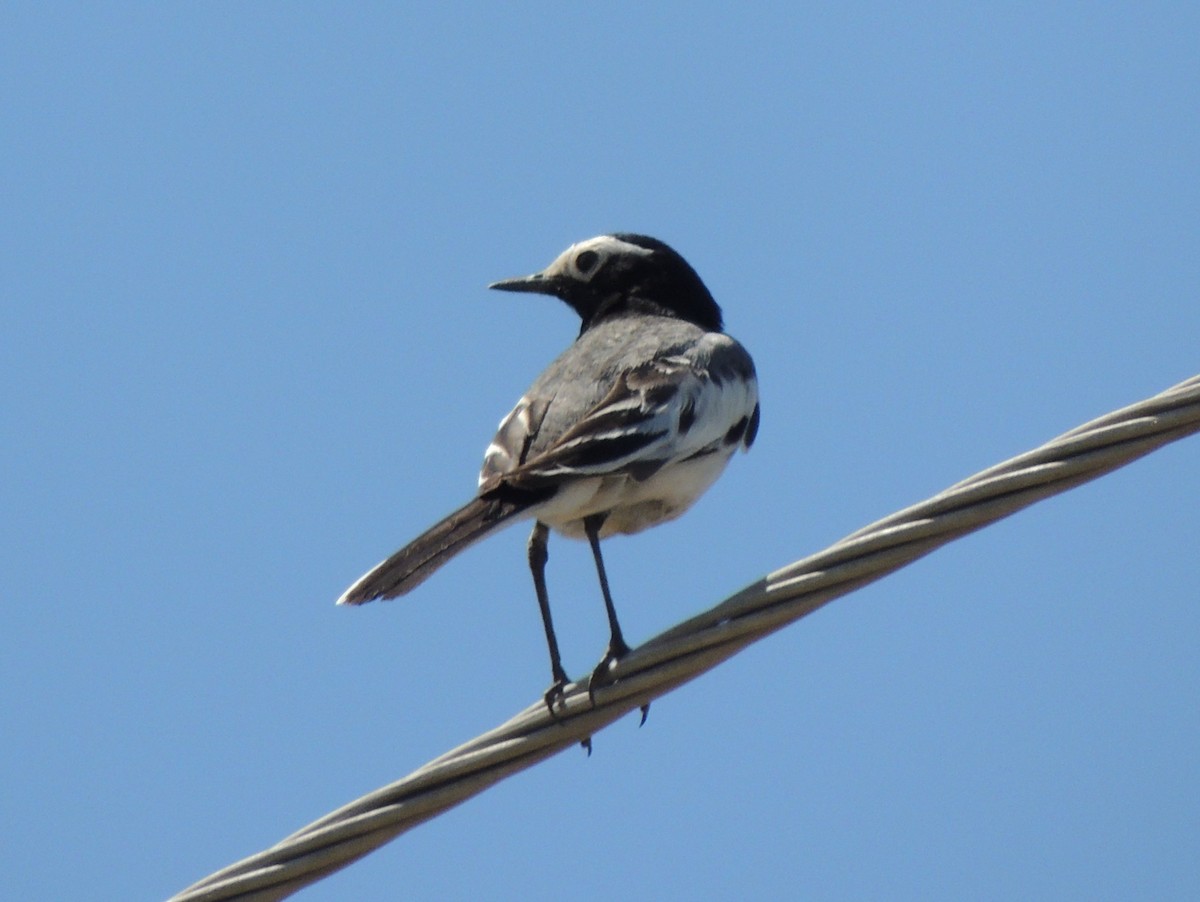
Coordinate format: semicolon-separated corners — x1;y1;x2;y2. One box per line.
338;233;760;713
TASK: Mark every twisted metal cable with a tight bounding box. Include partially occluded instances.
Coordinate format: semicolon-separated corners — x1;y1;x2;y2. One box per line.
171;374;1200;902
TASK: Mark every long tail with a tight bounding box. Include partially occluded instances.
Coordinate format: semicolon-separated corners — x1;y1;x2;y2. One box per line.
336;496;530;605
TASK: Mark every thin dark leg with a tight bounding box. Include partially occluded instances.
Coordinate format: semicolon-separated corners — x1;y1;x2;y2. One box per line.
584;513;629;660
583;514;650;724
528;522;569;714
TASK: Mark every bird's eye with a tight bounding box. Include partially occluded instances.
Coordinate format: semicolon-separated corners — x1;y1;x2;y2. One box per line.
575;250;600;274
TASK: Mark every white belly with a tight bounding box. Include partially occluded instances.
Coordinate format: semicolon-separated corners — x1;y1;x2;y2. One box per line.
534;447;736;540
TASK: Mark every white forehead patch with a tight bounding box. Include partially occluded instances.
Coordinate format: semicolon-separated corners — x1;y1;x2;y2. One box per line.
578;235;654;258
544;234;654;278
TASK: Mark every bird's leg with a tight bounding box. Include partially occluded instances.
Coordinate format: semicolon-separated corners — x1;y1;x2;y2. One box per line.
583;513;632;692
583;515;651;722
585;513;629;660
528;522;569;715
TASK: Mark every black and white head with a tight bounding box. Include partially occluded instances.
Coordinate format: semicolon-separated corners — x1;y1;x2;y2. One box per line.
489;233;723;334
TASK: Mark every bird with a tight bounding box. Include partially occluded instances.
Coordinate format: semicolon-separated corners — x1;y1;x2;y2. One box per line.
337;233;760;715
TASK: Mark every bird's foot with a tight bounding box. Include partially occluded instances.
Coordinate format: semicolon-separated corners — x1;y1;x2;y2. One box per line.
585;641;651;724
587;637;631;704
543;675;570;719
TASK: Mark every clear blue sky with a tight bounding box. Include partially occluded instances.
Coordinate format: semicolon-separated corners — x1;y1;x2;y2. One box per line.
3;5;1198;900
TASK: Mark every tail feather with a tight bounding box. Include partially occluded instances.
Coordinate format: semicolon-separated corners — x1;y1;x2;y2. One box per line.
337;496;529;605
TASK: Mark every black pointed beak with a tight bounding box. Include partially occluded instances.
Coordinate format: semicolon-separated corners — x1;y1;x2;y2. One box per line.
488;271;559;295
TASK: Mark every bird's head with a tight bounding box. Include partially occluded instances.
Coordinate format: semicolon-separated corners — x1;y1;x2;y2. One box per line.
489;233;724;333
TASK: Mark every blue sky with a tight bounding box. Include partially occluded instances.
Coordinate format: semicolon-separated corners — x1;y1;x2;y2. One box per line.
3;4;1198;900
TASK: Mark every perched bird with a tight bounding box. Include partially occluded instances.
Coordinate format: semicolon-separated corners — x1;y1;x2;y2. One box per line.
338;233;760;713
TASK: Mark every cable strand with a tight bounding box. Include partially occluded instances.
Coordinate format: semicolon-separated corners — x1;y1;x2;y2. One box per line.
169;374;1200;902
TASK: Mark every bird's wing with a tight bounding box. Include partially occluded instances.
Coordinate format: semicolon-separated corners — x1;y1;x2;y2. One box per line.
479;397;550;485
483;351;758;493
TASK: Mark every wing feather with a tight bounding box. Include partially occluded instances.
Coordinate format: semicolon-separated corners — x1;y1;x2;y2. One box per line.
485;353;755;491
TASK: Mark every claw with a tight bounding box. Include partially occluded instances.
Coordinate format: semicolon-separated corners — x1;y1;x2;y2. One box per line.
543;678;568;719
580;736;593;756
587;638;630;705
639;704;650;726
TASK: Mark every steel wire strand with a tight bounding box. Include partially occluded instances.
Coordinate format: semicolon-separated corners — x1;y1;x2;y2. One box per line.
170;374;1200;902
